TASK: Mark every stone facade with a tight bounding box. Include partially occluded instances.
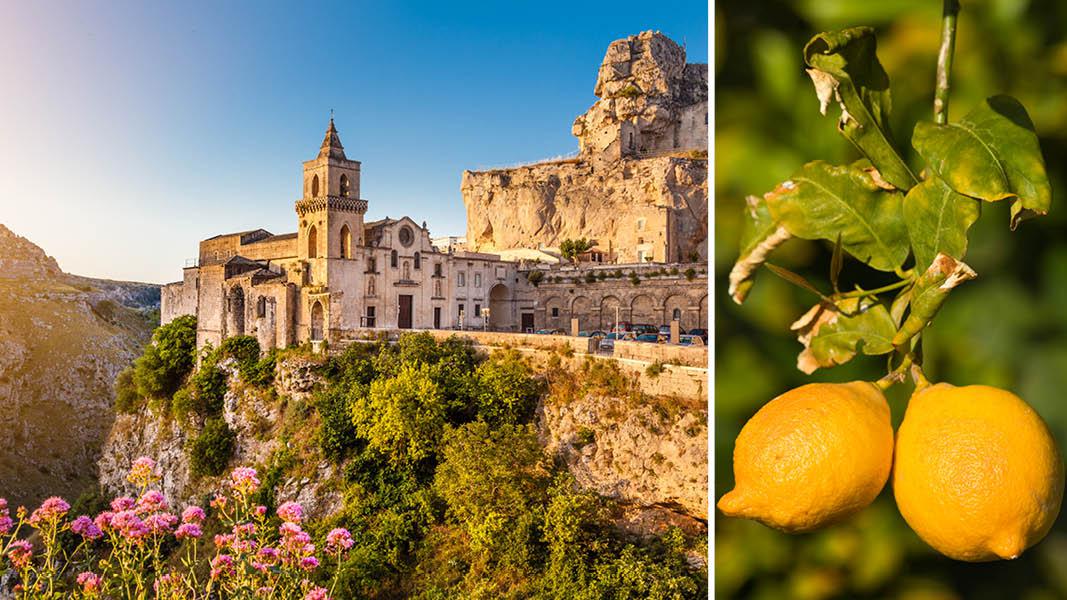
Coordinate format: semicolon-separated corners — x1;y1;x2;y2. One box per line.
161;121;527;349
462;31;708;264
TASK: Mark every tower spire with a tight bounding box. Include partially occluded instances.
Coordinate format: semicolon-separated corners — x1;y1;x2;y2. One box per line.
319;114;346;160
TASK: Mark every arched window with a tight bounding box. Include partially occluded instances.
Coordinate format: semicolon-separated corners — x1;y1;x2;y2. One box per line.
310;301;324;341
339;224;351;258
414;251;421;269
311;174;320;197
390;250;398;268
340;174;350;197
367;276;375;296
307;225;318;258
672;308;681;321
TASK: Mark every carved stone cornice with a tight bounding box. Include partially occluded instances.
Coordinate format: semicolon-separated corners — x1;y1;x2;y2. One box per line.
295;196;368;217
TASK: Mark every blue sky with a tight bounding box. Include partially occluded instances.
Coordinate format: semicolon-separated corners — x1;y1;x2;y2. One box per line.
0;1;708;283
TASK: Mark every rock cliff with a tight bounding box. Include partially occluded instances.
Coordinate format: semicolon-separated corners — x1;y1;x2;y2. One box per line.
462;31;708;263
0;224;159;506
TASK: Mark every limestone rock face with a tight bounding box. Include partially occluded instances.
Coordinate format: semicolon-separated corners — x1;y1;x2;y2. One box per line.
463;156;708;263
539;391;708;523
463;31;708;262
0;224;158;506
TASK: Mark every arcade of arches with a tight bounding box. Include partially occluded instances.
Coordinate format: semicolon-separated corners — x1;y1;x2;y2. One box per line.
535;279;708;332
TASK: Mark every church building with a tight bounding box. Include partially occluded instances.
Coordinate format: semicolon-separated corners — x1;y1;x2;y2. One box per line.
160;120;531;350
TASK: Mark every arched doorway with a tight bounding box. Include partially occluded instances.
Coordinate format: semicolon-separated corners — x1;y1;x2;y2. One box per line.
488;283;509;330
571;296;591;331
630;294;656;325
228;285;246;336
599;295;622;330
664;294;688;328
310;301;324;341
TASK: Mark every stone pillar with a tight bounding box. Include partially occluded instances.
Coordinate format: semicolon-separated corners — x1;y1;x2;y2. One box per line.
670;319;680;344
571;317;580;337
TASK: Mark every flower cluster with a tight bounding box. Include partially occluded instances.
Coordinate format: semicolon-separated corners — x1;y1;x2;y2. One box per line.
0;457;356;599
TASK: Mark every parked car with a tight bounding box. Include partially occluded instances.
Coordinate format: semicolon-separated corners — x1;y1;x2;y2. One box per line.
636;333;660;343
599;332;620;350
632;324;658;335
535;328;566;335
578;330;607;339
610;322;634;333
678;334;705;347
657;324;688;337
687;328;708;343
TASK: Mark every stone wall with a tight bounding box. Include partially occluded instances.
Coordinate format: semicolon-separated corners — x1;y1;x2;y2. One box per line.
614;339;707;368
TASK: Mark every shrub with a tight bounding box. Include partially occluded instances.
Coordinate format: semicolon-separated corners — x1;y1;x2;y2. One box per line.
132;315;197;400
584;271;597;284
684;268;697;281
474;349;542;426
669;267;679;275
645;361;666;378
352;363;447;466
114;367;142;413
575;427;596;446
220;335;275;385
527;270;544;287
189;417;235;477
191;363;227;417
629;272;641;286
616;84;641;99
317;387;360;460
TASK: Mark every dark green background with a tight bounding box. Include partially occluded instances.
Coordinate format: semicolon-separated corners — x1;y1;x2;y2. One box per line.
714;0;1067;598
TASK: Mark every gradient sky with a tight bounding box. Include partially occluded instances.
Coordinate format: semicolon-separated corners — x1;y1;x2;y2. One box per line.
0;1;708;283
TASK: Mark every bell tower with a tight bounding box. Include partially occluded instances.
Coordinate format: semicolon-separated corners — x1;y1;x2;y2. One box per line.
296;118;368;262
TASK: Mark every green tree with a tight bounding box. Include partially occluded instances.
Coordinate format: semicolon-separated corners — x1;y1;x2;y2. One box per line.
189;417;235;477
560;238;594;264
353;363;447;465
132;315;197;399
474;349;542;426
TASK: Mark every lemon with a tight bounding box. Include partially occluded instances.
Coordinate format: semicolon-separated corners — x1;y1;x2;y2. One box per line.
718;382;894;532
893;383;1064;561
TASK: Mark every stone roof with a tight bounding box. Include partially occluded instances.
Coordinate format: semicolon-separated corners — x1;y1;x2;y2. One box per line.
319;118;346;160
205;228;272;243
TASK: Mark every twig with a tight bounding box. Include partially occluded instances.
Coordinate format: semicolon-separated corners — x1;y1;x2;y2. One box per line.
934;0;960;124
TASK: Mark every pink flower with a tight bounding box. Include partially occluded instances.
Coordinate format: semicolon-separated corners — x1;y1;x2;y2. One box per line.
255;505;268;517
77;571;103;596
28;496;70;526
181;505;206;523
210;554;235;578
137;490;168;514
153;572;182;594
230;467;260;496
111;510;149;541
209;495;228;511
233;522;257;537
326;527;354;553
277;501;304;523
7;540;32;569
299;556;320;571
94;511;115;532
144;512;178;535
257;546;279;565
214;533;235;549
127;456;160;487
0;499;11;534
71;515;104;540
175;522;202;540
111;496;136;512
304;586;330;600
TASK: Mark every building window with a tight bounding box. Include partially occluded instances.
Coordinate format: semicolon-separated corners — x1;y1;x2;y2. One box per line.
340;224;351;258
458;303;464;319
474;304;481;317
340;174;350;197
637;218;646;231
672;308;681;321
368;257;376;272
414;252;421;269
458;271;466;286
311;174;320;197
367;276;375;296
403;261;411;280
307;225;318;258
257;297;267;318
551;307;559;317
398;225;414;247
433;279;442;297
474;273;481;287
365;306;376;328
434;263;442;276
391;250;398;268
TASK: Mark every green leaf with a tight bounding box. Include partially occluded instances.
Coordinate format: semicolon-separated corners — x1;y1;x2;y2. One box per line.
765;161;909;272
728;195;791;304
911;95;1051;229
764;263;831;302
903;176;981;271
830;233;844;293
804;27;917;190
893;254;977;346
792;297;896;374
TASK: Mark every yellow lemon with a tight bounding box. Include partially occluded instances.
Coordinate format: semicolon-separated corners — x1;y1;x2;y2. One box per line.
893;383;1064;561
718;382;894;532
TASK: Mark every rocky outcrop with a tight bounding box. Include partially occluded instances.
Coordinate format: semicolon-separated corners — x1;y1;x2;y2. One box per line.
462;31;708;263
539;391;708;525
0;224;159;506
